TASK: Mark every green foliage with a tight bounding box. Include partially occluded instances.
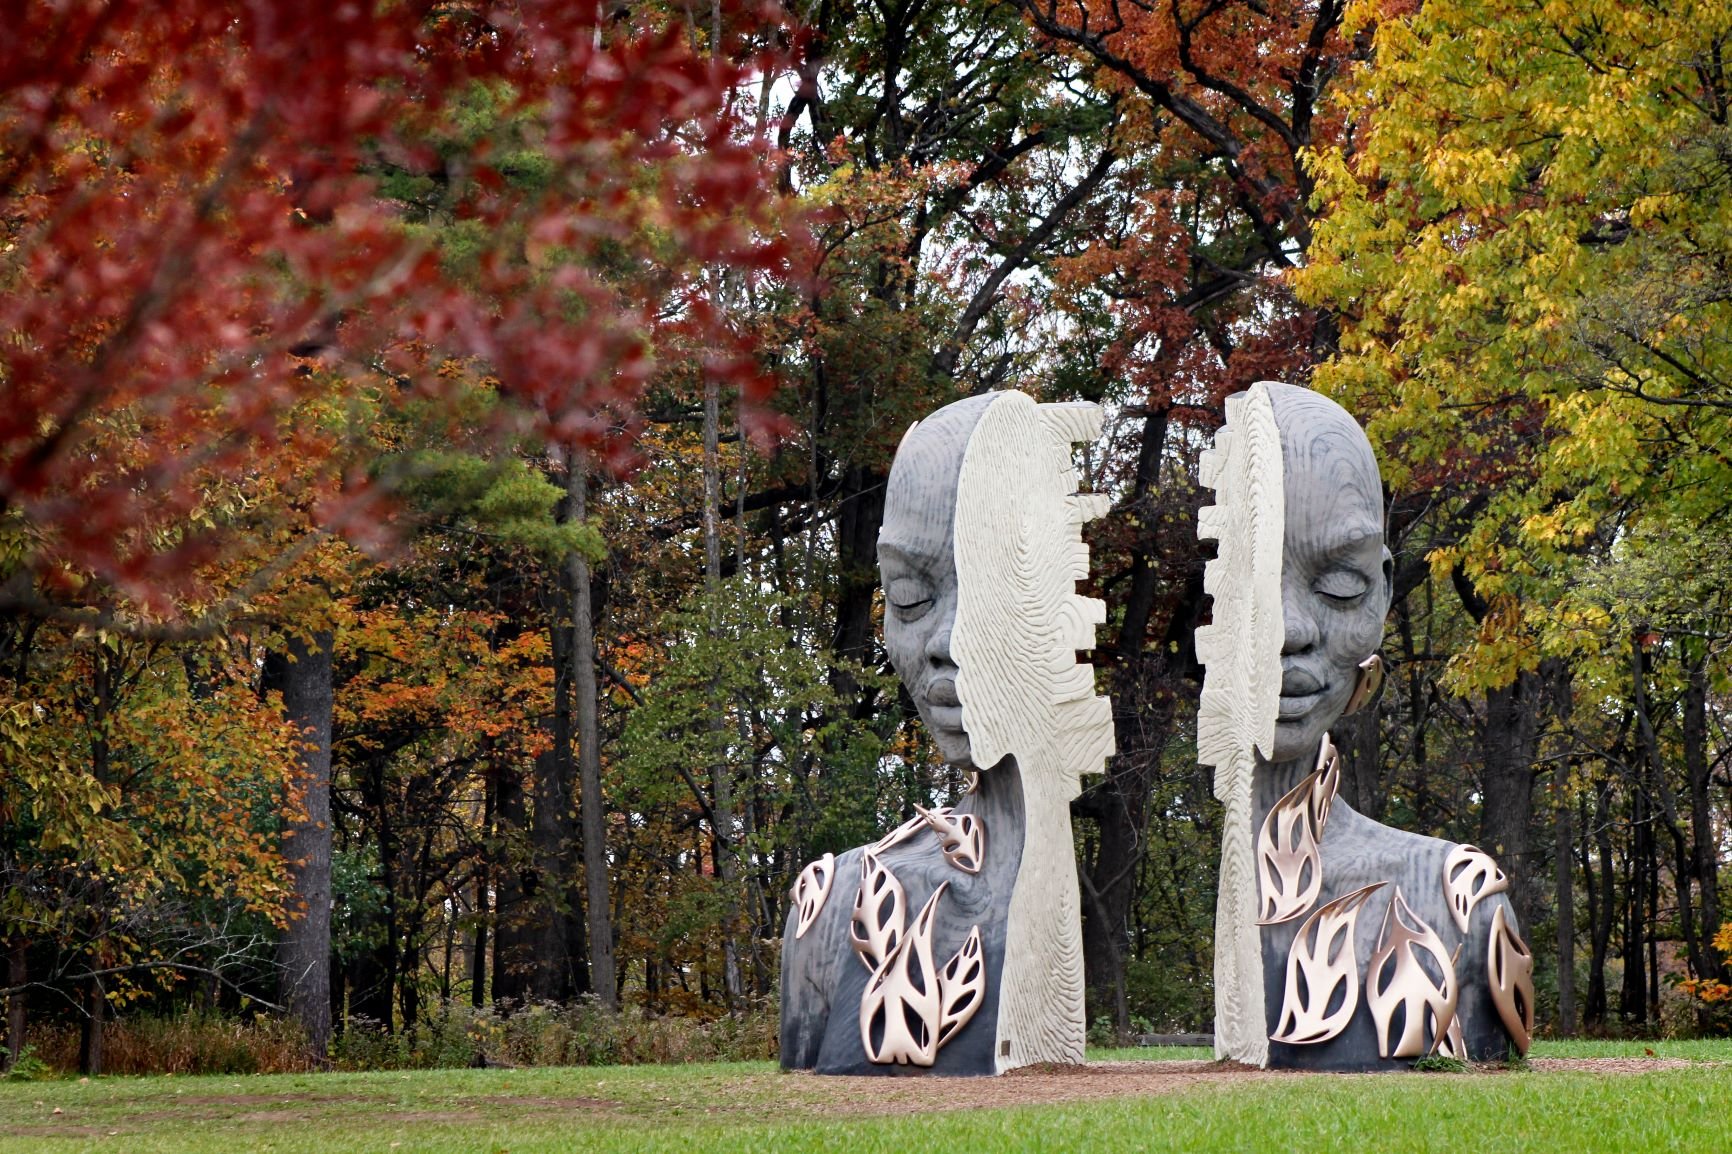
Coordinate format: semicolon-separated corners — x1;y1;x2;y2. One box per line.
0;1046;50;1082
392;448;602;560
618;575;884;832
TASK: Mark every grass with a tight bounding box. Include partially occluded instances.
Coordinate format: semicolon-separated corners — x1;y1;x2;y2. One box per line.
2;1039;1726;1153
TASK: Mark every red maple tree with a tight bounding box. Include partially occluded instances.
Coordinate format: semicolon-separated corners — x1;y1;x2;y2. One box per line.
0;0;796;614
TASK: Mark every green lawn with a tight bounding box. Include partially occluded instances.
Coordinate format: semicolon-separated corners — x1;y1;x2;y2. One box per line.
3;1040;1727;1154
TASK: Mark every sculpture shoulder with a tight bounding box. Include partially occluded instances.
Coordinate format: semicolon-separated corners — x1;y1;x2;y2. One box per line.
1322;803;1454;878
1321;804;1519;937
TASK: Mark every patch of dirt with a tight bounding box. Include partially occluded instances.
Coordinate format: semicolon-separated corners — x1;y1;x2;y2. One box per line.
770;1057;1714;1116
778;1060;1300;1114
1526;1058;1699;1073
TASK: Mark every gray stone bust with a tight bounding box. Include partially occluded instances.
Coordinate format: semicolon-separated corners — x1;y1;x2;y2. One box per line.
1204;382;1535;1070
780;391;1114;1076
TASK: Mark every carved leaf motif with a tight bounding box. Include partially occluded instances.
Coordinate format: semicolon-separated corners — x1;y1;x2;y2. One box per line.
917;804;985;874
873;811;934;855
1487;904;1536;1055
1256;737;1341;925
937;924;985;1047
860;882;946;1066
791;853;835;940
850;850;907;972
1272;882;1386;1045
1444;844;1510;933
1311;736;1341;830
1365;888;1460;1059
1434;1012;1466;1060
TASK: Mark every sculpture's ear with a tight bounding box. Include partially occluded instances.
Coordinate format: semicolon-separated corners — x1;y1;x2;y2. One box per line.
1380;545;1395;619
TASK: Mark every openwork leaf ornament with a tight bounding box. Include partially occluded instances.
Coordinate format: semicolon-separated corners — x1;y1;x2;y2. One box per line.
850;851;907;972
917;804;985;875
1487;904;1536;1055
1272;882;1386;1045
1443;844;1510;933
791;853;836;940
873;811;933;855
1311;736;1341;830
1365;887;1460;1059
1256;737;1342;925
936;924;985;1048
859;882;946;1066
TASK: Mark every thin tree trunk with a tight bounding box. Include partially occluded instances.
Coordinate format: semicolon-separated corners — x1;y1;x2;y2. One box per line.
1621;767;1648;1025
1554;772;1577;1035
569;457;618;1009
700;376;744;1010
470;772;493;1009
1585;785;1615;1027
263;629;335;1060
531;615;577;1001
4;938;23;1070
490;765;532;1009
1682;646;1722;977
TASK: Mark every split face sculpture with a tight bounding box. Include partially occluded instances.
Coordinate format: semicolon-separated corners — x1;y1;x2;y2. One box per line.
1205;382;1535;1070
780;391;1114;1076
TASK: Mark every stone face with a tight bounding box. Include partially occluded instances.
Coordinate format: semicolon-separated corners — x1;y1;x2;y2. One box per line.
780;391;1114;1076
1203;381;1532;1070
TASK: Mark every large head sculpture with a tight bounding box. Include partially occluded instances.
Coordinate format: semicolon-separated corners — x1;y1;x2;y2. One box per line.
1265;383;1393;762
878;391;1113;790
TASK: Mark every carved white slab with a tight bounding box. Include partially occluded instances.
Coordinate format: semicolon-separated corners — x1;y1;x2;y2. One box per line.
1197;382;1285;1067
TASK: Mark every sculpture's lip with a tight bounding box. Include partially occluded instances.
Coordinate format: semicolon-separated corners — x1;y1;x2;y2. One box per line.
925;677;962;707
1280;669;1324;696
924;703;965;731
1276;688;1326;721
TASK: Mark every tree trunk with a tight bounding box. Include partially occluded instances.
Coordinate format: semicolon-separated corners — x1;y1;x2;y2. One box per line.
263;629;335;1060
4;938;23;1070
1478;672;1542;930
1682;646;1722;977
701;377;744;1010
77;976;103;1076
569;458;617;1009
1620;770;1649;1025
530;616;579;1002
470;772;493;1009
1585;785;1615;1027
490;765;534;1008
1554;773;1577;1035
828;462;888;712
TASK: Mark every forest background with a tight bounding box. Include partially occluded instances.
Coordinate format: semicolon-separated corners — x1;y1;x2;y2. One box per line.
3;0;1730;1076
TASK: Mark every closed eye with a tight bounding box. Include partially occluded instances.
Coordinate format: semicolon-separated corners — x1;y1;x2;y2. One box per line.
892;597;934;622
886;577;935;621
1316;570;1371;603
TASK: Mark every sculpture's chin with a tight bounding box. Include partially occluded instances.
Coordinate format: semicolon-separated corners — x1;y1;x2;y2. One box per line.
1269;715;1333;765
932;729;974;769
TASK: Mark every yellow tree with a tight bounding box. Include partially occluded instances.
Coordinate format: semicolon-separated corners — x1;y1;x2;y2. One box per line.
1297;0;1732;1014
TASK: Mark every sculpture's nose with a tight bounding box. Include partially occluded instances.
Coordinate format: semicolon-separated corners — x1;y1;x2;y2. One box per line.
926;616;956;667
1281;580;1319;655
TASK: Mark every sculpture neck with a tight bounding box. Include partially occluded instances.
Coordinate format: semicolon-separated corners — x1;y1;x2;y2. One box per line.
1257;738;1327;797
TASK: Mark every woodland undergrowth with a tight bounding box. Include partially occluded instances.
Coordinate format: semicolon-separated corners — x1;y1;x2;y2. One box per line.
21;1002;778;1077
